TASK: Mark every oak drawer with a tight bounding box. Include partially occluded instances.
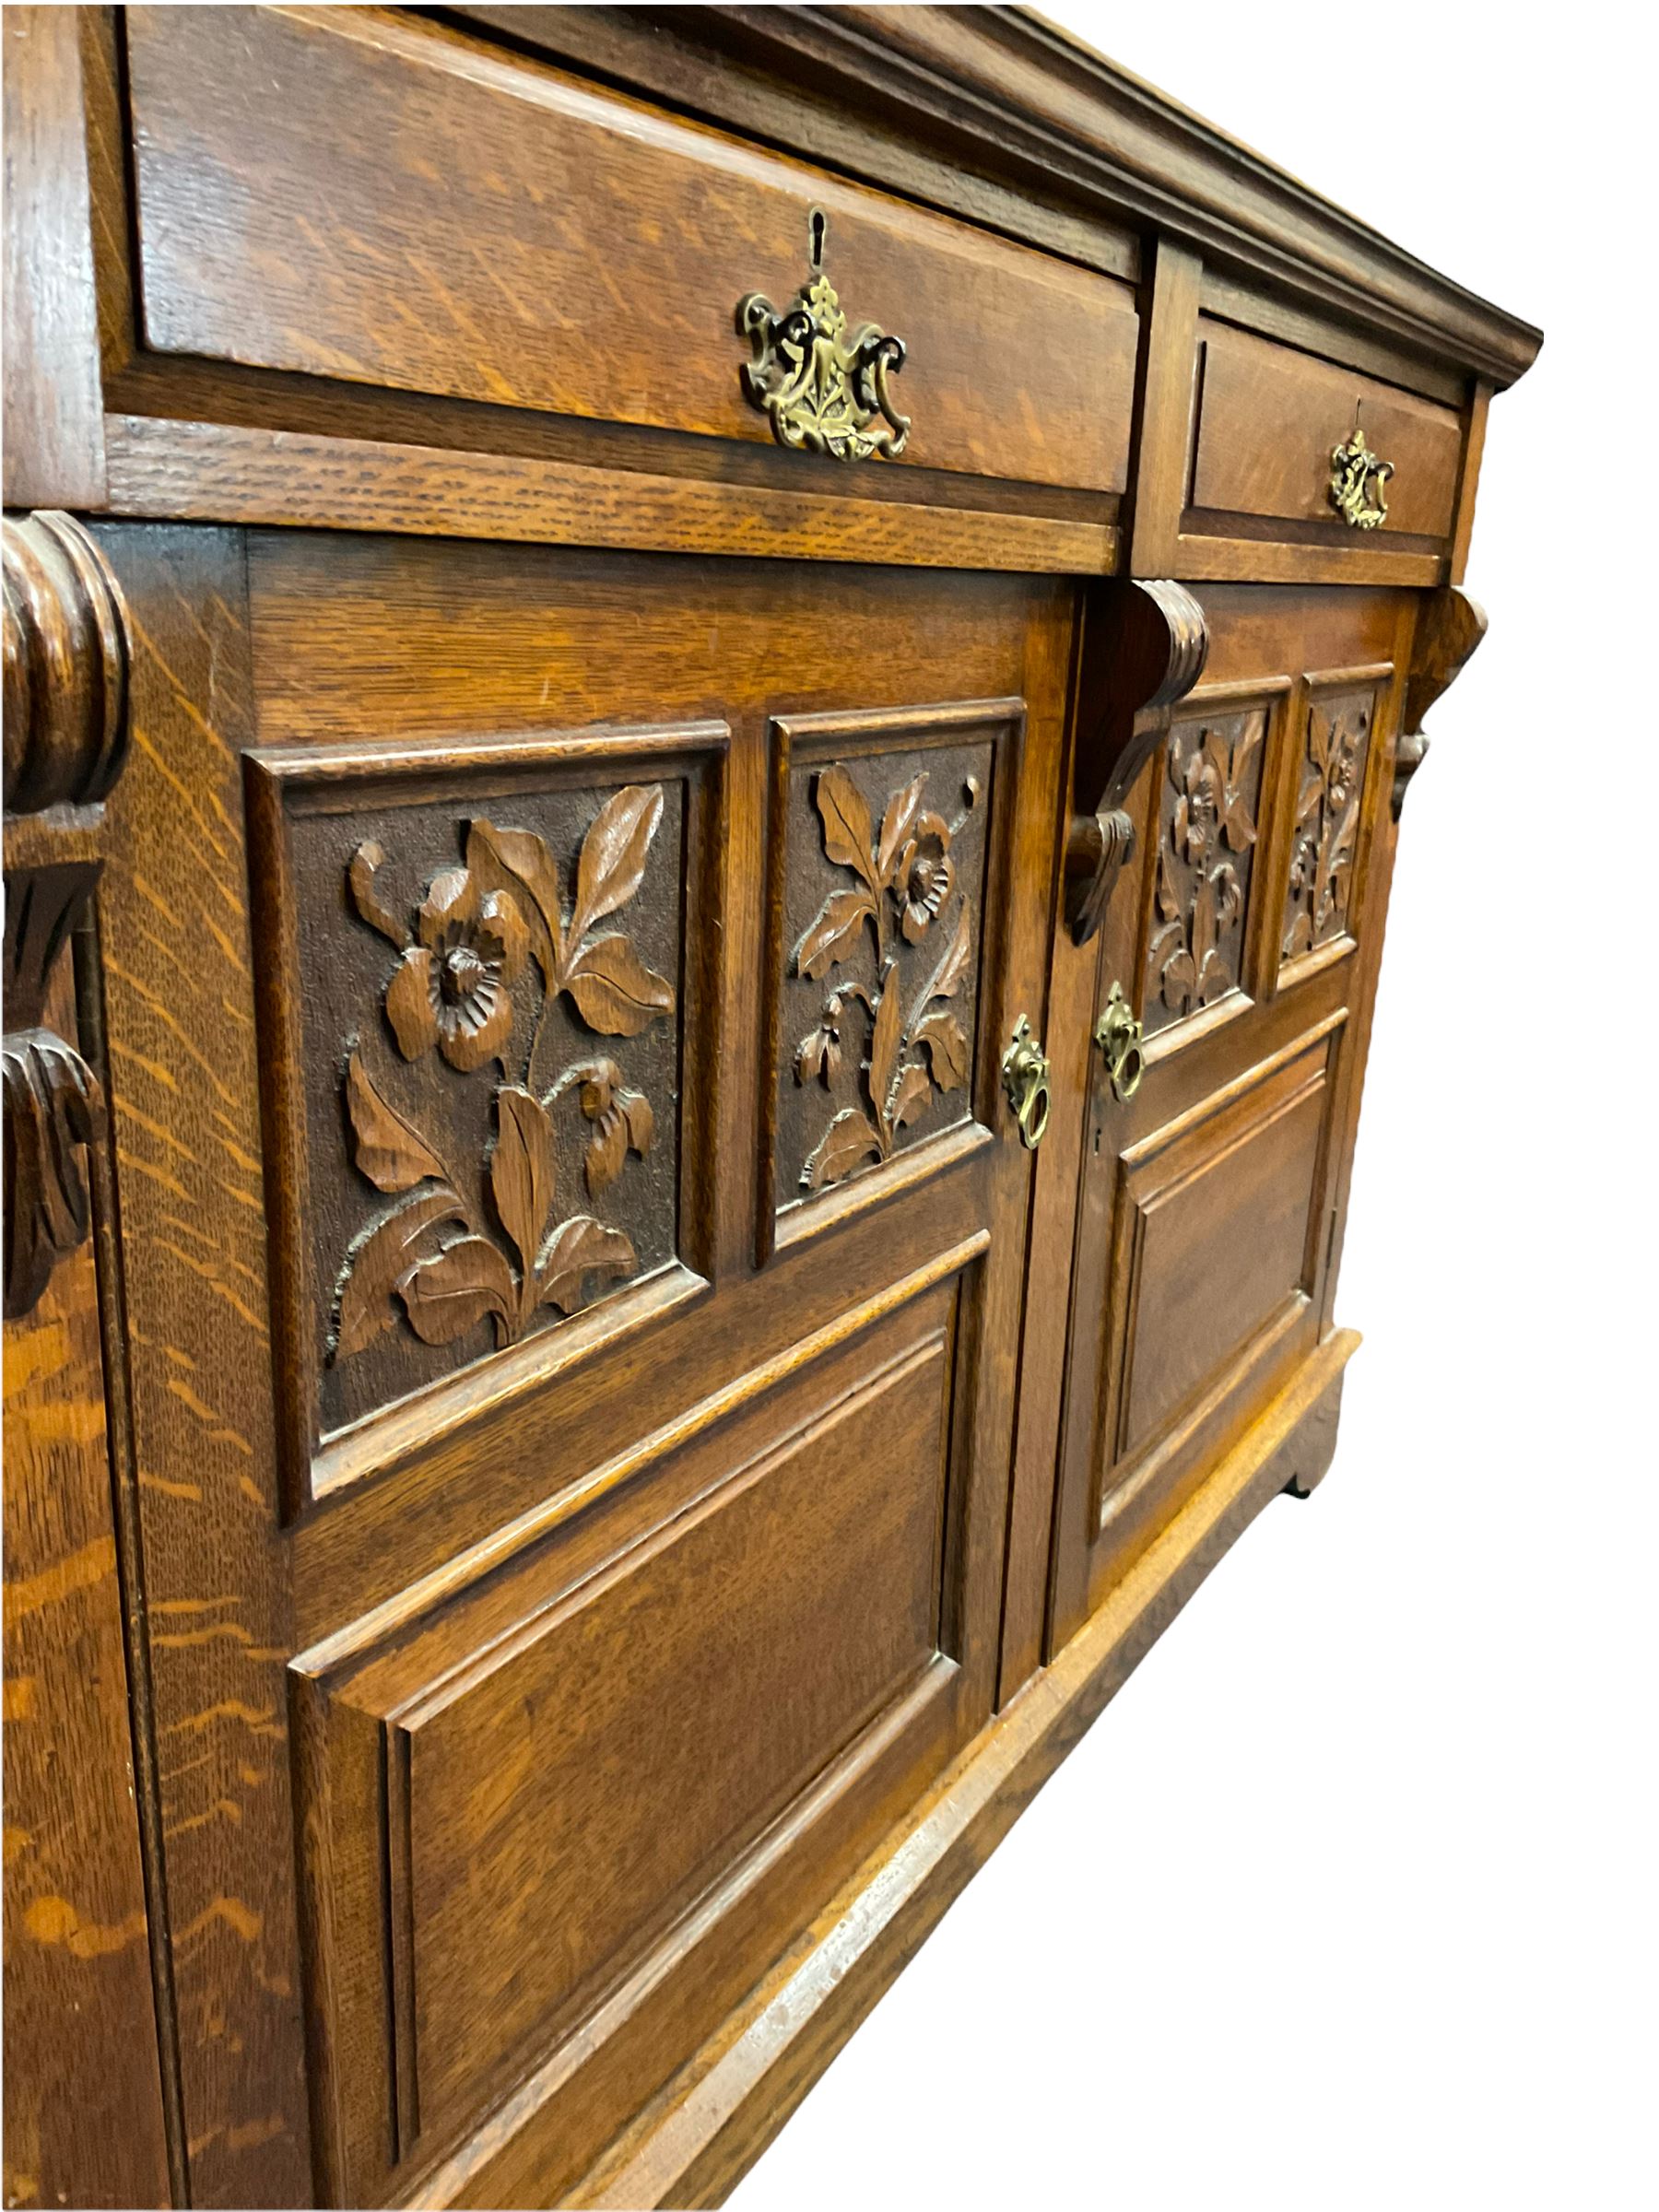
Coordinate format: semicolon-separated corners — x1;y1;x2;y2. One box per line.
124;5;1139;496
1189;318;1465;543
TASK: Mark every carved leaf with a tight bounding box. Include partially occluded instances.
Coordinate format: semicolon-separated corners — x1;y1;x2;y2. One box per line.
571;783;665;943
888;1059;934;1135
1213;861;1242;935
1221;726;1262;850
1190;871;1218;973
535;1215;637;1314
334;1188;466;1361
802;1106;883;1192
347;841;406;947
814;766;876;885
1295;768;1324;830
1160;944;1198;1012
1155;844;1183;924
910;897;973;1025
1284;910;1314;961
585;1087;654;1195
866;971;902;1136
795;1024;834;1087
1306;711;1332;782
912;1008;969;1092
398;1236;516;1347
794;886;875;980
565;933;677;1035
621;1089;655;1160
876;773;926;888
490;1085;557;1274
588;1110;627;1195
1324;813;1359;932
466;819;565;985
345;1052;449;1193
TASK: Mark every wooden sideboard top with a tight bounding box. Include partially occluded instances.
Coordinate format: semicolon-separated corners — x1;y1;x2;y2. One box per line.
454;3;1544;388
5;4;1539;582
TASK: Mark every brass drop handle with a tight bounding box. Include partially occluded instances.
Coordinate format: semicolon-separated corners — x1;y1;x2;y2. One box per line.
1328;409;1394;530
1000;1017;1052;1151
1094;982;1144;1103
737;208;910;462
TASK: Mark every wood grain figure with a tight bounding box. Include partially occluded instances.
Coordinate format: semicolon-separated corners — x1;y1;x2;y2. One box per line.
1;9;1537;2205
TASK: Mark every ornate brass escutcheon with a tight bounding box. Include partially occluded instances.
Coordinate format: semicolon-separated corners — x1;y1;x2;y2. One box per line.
1000;1016;1051;1150
1094;982;1144;1103
1328;409;1394;530
736;208;910;461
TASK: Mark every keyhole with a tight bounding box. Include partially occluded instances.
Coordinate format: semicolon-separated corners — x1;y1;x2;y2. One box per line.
808;207;827;269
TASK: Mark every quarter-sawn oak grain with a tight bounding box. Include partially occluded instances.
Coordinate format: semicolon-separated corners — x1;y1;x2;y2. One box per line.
1;7;1536;2206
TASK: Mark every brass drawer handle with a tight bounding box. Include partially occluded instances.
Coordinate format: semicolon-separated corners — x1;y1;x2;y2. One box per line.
1329;410;1394;530
1094;982;1144;1102
1000;1017;1052;1150
737;208;910;462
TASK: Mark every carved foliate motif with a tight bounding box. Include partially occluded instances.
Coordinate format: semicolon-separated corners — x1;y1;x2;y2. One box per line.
1282;695;1372;963
300;782;681;1434
1146;710;1265;1033
782;753;986;1199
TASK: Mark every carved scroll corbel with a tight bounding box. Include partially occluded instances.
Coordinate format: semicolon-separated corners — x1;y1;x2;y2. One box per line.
1064;578;1208;944
3;510;130;1317
1394;585;1487;820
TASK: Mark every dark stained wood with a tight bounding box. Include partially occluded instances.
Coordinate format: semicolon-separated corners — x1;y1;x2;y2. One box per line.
107;524;1065;2206
0;8;106;510
488;6;1539;389
1124;237;1202;574
1048;585;1406;1649
1448;383;1492;585
2;13;1537;2207
124;6;1139;496
1189;318;1465;540
1197;268;1468;408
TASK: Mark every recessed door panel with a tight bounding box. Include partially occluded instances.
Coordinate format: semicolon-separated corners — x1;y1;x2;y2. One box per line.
1046;585;1411;1649
181;534;1070;2205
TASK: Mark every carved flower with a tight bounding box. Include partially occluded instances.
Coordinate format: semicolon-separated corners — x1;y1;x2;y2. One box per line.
385;866;530;1072
897;814;955;943
1173;744;1224;870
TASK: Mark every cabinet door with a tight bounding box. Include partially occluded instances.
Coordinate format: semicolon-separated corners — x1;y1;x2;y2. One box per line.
92;524;1069;2206
1048;585;1415;1651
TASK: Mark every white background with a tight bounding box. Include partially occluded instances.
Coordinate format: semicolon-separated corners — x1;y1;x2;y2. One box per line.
735;6;1654;2206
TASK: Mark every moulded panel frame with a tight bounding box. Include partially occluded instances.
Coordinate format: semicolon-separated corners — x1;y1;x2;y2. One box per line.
243;716;735;1515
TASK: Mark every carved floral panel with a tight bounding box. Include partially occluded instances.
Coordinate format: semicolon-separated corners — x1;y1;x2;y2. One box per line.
775;738;992;1211
281;777;684;1443
1281;689;1375;965
1144;707;1266;1037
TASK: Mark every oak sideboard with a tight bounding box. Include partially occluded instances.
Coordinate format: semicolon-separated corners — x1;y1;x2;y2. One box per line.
2;7;1539;2206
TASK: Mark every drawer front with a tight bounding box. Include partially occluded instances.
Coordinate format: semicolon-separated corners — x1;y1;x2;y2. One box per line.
124;6;1138;495
1190;318;1464;541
